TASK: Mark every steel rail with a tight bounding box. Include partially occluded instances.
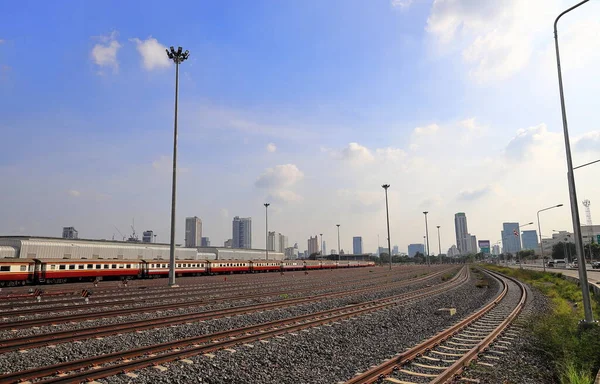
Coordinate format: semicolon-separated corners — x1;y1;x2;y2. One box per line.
0;269;454;352
0;268;469;384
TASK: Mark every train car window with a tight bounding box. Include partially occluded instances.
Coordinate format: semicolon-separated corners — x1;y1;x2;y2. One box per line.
50;265;56;270
87;264;93;269
59;265;66;270
69;265;75;270
126;264;131;268
78;265;84;270
0;266;9;271
20;265;27;271
96;264;101;269
119;265;124;268
111;264;117;269
104;264;109;269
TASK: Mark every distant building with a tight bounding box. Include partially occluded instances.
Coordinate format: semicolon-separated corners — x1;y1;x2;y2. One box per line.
62;227;78;239
285;243;299;259
185;216;202;248
308;235;319;255
224;239;233;248
468;234;477;254
268;232;288;253
378;246;390;256
232;216;252;249
392;245;399;256
142;230;154;243
447;245;460;257
454;213;469;254
201;237;210;247
502;223;521;254
322;241;327;255
521;230;538;252
492;244;500;256
408;244;425;258
352;237;363;254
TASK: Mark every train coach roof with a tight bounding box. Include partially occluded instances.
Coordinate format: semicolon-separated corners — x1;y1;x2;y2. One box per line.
0;258;34;263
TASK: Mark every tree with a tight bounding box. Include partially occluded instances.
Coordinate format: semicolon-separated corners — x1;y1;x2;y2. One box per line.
551;242;576;261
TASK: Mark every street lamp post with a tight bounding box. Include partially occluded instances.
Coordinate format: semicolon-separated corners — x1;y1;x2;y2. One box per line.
166;46;190;287
382;184;392;270
436;225;441;262
423;212;430;266
538;204;563;272
264;203;270;260
554;0;594;324
336;224;341;261
319;233;323;256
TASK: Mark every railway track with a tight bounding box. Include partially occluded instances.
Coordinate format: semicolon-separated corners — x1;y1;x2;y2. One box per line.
0;268;431;318
0;267;470;384
0;269;455;350
0;268;451;330
344;268;526;384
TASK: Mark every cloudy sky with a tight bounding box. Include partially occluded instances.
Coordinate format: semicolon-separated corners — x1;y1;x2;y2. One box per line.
1;0;599;254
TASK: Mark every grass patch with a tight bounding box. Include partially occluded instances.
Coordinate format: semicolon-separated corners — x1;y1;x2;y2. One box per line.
485;265;600;384
441;273;454;282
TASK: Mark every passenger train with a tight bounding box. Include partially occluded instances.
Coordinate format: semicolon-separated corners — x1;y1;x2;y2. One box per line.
0;258;375;286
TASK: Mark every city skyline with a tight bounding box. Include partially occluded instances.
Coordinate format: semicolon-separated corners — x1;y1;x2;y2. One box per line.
1;1;599;255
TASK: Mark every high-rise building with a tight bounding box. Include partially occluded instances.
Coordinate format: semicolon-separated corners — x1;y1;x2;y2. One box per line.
502;222;522;254
352;236;363;254
185;216;202;248
492;244;500;256
232;216;252;249
62;227;78;239
521;230;538;251
468;234;477;254
142;230;154;243
392;245;399;256
308;236;319;256
408;244;425;258
454;213;469;254
447;245;460;257
201;237;210;247
322;241;327;255
378;246;390;256
268;232;288;252
224;239;233;248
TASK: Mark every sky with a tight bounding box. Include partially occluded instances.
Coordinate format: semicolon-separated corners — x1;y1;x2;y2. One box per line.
1;0;600;255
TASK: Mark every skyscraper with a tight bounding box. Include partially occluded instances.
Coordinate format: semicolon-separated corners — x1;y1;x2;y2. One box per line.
469;234;478;254
392;245;399;256
408;244;425;258
521;230;538;251
454;213;469;254
308;235;319;256
62;227;78;239
502;222;522;254
201;237;210;246
185;216;202;248
353;236;363;254
142;230;154;243
232;216;252;249
268;232;288;252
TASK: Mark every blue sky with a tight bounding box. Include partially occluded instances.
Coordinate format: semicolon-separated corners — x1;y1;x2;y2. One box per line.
1;0;599;254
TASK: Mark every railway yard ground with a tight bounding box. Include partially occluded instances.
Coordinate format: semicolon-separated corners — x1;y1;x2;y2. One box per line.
0;265;598;384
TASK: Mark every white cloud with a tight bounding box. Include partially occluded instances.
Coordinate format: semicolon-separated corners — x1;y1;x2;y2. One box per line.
268;190;304;203
391;0;413;10
130;37;171;71
91;31;121;74
266;143;277;153
325;142;375;165
505;123;551;161
426;0;559;82
375;147;407;162
457;185;493;201
575;131;600;153
68;190;81;197
413;124;439;136
255;164;303;189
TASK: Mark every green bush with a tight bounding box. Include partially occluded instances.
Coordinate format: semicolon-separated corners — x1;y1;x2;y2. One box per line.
485;265;600;384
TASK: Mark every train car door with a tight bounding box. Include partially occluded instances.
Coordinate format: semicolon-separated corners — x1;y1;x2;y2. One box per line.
34;259;46;283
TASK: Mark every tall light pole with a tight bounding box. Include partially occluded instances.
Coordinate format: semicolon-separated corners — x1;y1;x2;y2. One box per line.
436;225;441;261
264;203;270;260
538;204;563;272
382;184;392;270
166;46;190;287
423;212;430;266
336;224;341;261
554;0;594;324
319;233;323;256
